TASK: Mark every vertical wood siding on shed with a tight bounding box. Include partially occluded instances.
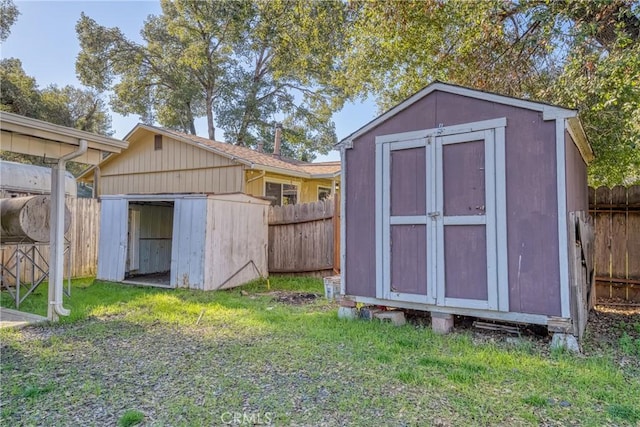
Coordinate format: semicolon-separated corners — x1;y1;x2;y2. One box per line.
346;90;561;316
97;198;128;282
170;198;207;289
204;197;269;290
98;134;244;195
565;131;588;213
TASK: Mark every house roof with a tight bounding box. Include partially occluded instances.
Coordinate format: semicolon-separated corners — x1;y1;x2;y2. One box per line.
338;81;594;163
80;124;340;181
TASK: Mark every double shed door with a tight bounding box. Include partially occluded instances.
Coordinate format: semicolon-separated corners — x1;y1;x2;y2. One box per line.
376;118;508;311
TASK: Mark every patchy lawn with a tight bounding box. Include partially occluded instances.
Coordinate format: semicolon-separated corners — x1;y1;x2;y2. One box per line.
1;278;639;426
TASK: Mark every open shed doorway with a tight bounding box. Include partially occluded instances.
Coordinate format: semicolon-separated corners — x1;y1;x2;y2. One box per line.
123;200;174;287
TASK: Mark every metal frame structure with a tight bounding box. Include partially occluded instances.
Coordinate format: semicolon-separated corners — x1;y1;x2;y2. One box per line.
0;239;71;308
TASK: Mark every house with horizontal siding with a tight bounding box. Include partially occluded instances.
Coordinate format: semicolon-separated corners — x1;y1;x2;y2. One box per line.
79;124;340;205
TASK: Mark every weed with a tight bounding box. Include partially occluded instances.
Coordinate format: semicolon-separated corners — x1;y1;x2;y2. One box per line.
618;333;640;357
22;383;55;398
522;395;549;408
118;410;144;427
396;370;425;385
607;404;640;423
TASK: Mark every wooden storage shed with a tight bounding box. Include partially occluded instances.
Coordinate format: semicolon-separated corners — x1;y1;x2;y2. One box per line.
97;193;270;290
339;82;594;337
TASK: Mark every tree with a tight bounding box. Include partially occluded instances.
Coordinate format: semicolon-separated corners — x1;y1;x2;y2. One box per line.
0;59;113;175
0;0;19;42
0;58;41;117
76;0;348;160
338;0;640;185
214;0;346;160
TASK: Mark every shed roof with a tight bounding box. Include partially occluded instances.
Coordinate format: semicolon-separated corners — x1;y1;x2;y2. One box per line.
82;124;341;180
338;81;594;163
0;111;127;165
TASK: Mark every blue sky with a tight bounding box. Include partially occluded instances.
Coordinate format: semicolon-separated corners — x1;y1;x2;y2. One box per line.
1;1;379;162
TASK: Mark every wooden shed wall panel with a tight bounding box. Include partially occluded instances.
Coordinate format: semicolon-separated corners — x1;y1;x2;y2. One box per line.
205;198;268;290
442;140;485;216
390;148;426;216
390;225;427;295
346;90;561;316
564;131;588;213
170;199;206;289
444;225;487;300
97;198;128;282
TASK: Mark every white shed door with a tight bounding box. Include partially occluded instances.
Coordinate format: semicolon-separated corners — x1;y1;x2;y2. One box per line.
97;199;128;282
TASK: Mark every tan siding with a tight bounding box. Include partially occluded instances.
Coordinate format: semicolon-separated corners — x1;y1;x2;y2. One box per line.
100;133;236;177
97;131;244;196
245;171;265;197
245;171;336;204
300;178;335;203
100;165;244;195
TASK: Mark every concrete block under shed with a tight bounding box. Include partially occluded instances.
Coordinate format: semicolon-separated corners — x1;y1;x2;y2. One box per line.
360;307;382;320
431;312;454;334
374;311;406;326
338;306;357;320
550;333;580;353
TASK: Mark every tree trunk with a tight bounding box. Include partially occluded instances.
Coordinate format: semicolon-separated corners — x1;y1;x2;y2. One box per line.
206;89;215;140
186;104;196;135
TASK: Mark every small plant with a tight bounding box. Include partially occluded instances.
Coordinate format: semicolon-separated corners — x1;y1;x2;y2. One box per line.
22;383;54;398
618;333;640;357
118;410;144;427
522;395;549;408
607;404;640;423
396;370;424;385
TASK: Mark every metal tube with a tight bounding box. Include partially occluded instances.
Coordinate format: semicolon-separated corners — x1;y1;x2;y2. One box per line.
48;139;87;320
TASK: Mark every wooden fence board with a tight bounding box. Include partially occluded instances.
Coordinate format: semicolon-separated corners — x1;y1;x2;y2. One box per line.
268;198;336;275
628;186;640;281
590;185;640;302
610;186;627;280
593;187;611;281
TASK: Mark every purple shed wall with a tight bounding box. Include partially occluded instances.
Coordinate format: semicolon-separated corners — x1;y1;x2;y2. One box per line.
345;90;563;317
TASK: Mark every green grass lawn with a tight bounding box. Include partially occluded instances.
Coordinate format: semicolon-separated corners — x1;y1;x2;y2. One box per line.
1;277;639;426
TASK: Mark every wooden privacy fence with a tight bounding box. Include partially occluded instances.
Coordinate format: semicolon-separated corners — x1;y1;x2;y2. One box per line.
268;196;340;276
1;197;100;280
589;185;640;301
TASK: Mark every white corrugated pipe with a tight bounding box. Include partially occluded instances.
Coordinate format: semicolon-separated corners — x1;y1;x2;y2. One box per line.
48;139;87;319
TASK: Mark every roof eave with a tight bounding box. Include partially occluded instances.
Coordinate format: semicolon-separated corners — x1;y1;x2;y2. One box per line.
338;81;578;148
0;111;127;152
566;116;595;164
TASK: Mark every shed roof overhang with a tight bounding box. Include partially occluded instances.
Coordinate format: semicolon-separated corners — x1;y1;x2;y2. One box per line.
337;81;594;164
1;111;128;165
